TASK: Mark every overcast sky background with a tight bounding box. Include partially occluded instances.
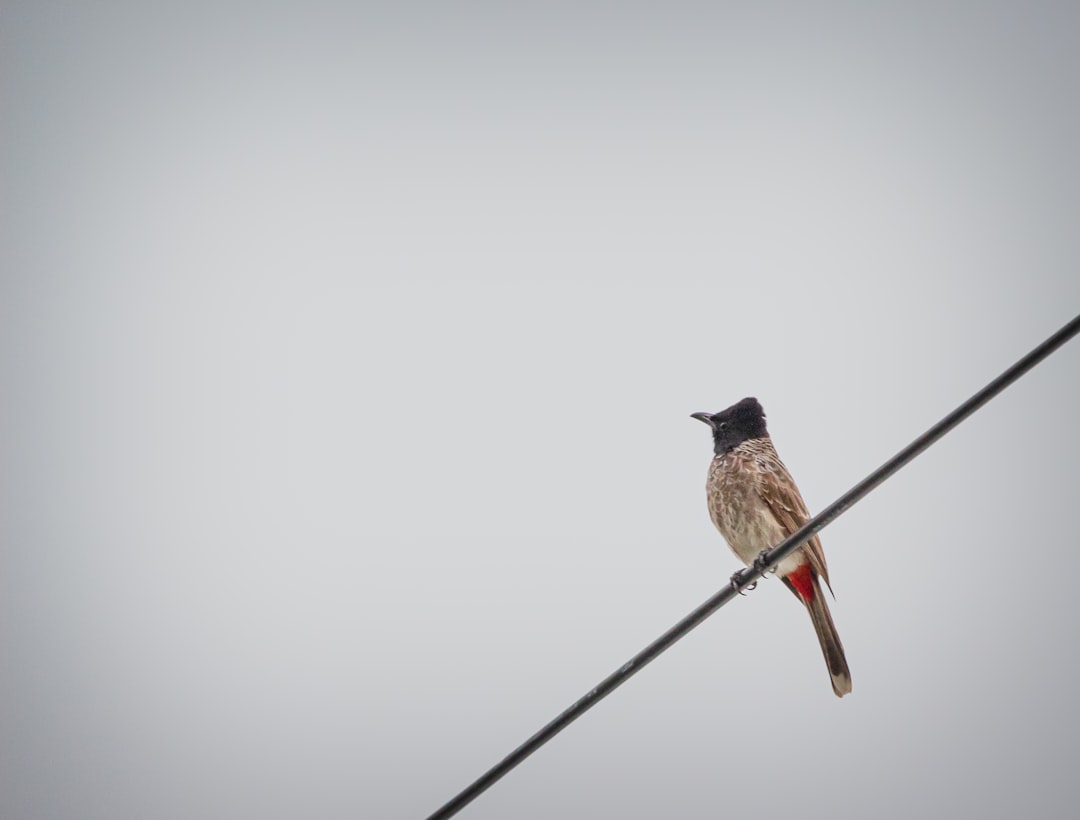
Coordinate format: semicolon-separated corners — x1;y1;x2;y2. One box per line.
2;2;1079;819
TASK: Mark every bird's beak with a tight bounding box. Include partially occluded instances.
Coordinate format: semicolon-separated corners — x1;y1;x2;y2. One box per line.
690;412;715;427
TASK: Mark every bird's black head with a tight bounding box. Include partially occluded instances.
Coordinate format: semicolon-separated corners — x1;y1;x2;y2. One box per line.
690;397;768;455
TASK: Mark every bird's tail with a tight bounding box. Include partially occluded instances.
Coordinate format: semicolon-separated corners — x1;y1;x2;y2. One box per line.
805;573;852;698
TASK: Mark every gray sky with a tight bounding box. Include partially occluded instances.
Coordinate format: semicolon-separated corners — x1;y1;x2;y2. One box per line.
2;2;1079;819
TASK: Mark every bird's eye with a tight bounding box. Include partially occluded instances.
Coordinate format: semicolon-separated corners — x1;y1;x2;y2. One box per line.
717;422;727;430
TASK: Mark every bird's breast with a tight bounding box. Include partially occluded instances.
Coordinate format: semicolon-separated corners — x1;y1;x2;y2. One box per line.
705;451;786;565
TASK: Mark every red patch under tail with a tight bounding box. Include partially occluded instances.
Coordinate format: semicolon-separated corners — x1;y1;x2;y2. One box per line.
786;563;816;604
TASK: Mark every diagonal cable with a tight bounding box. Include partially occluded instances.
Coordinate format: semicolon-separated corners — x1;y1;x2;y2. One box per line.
426;312;1080;820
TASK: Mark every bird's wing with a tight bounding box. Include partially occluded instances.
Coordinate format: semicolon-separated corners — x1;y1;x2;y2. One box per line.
755;460;834;596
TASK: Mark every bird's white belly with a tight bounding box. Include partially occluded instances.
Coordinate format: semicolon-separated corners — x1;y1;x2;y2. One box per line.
707;458;806;576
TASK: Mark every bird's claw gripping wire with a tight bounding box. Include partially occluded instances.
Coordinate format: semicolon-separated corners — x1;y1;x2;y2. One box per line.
730;550;779;595
752;549;778;577
730;571;756;595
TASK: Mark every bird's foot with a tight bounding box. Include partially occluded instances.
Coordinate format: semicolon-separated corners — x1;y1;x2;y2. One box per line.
752;549;777;576
730;570;757;596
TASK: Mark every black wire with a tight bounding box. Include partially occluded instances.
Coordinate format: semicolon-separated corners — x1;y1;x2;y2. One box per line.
426;313;1080;820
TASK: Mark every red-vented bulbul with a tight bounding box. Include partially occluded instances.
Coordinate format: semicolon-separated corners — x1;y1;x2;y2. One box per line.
692;397;852;697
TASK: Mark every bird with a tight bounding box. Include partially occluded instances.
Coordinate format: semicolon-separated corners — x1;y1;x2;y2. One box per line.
691;397;852;697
